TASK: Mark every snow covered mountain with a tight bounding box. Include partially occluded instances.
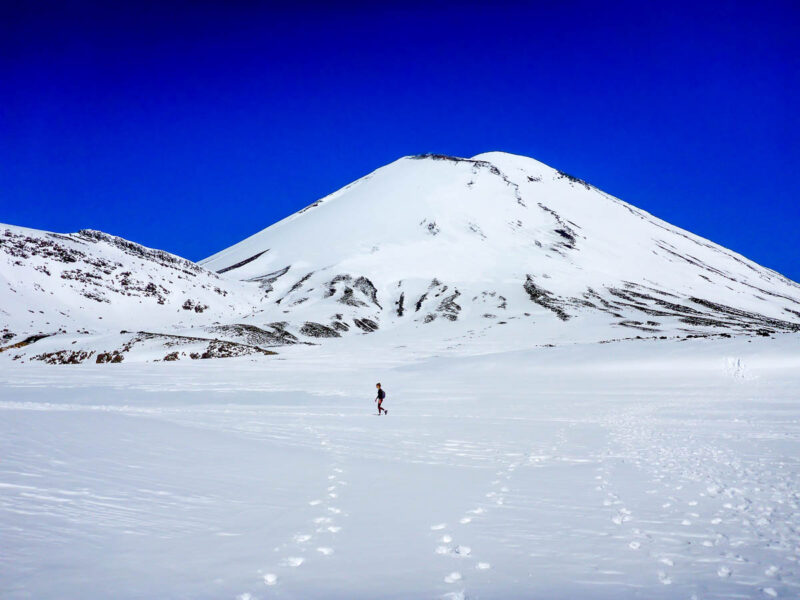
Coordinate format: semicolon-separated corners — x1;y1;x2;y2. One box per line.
2;151;799;363
200;152;800;344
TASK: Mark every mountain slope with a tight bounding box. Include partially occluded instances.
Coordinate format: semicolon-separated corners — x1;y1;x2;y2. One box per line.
200;152;800;344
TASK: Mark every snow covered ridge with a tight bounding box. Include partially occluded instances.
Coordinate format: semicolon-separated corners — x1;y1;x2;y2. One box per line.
2;151;800;363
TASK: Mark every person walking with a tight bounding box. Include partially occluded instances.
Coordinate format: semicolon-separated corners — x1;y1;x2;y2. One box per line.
375;383;388;415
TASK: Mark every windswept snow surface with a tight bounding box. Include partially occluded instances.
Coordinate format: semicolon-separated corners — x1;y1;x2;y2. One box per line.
2;334;800;599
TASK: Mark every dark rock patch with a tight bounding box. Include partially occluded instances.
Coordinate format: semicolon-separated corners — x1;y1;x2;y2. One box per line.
556;170;591;190
0;333;51;354
277;271;314;304
247;265;290;293
437;291;461;321
96;350;124;364
396;292;405;317
340;287;368;307
689;297;800;332
415;292;428;312
353;318;379;332
524;276;571;321
216;250;268;274
354;276;381;308
331;320;350;332
300;322;341;338
33;349;95;365
182;299;208;313
207;323;299;346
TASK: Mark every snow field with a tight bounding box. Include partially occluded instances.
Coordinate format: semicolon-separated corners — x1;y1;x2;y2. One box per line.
1;335;799;598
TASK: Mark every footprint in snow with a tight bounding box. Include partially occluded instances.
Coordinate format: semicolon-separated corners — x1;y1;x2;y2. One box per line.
763;587;778;597
612;512;631;525
309;499;322;506
327;526;341;533
293;533;311;543
629;541;641;550
454;545;471;556
263;573;277;586
444;572;462;583
431;523;447;531
717;566;732;578
476;562;491;570
459;517;472;524
657;570;672;585
440;535;453;543
317;547;334;556
283;557;304;568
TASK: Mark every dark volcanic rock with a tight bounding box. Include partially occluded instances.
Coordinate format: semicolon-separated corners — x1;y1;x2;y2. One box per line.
300;322;341;338
524;276;571;321
353;318;379;332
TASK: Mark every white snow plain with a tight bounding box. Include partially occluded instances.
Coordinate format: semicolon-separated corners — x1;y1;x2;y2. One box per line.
2;333;799;599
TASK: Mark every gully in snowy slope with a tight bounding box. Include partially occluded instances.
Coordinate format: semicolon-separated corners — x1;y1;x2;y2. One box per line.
375;383;388;415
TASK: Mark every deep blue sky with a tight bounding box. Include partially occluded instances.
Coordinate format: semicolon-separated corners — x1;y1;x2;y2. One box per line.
2;1;798;279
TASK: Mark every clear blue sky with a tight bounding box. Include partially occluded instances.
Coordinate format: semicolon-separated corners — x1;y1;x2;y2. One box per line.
2;1;798;280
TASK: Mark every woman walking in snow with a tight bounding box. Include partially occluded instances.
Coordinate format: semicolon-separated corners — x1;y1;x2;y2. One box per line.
375;383;387;415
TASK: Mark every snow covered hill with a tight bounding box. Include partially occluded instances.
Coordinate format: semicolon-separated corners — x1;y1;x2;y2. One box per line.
2;151;799;363
201;152;800;345
0;226;272;362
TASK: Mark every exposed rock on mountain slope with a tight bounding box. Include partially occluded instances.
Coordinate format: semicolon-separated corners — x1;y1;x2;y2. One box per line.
2;151;799;362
